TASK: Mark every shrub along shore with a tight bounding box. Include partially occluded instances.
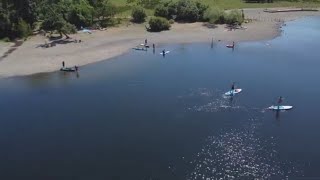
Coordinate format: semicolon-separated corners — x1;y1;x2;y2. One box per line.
1;0;319;40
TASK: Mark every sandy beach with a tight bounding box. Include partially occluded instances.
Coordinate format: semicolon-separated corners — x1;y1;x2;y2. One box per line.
0;8;319;78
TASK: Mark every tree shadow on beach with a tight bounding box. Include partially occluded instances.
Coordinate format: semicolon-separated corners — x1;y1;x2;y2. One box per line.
36;38;77;49
202;23;218;29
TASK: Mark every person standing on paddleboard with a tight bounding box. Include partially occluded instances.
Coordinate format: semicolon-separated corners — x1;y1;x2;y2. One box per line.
231;82;236;96
277;96;283;109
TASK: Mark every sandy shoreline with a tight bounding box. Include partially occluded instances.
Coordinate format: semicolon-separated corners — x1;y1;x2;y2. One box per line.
0;8;319;78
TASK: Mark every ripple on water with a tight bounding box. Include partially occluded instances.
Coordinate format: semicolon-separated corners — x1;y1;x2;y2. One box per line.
179;88;245;113
186;118;303;180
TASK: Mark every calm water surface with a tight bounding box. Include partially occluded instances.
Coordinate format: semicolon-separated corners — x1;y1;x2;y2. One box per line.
0;17;320;180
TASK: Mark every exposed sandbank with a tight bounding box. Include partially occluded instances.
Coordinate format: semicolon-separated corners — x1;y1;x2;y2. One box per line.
0;8;319;78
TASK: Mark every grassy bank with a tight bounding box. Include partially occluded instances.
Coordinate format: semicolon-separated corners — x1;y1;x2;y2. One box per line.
111;0;319;17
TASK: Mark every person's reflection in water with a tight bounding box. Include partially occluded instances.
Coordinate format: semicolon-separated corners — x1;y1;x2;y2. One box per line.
211;37;214;49
275;109;281;120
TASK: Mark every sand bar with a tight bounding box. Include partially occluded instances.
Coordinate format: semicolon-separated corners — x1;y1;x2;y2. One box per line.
0;8;319;78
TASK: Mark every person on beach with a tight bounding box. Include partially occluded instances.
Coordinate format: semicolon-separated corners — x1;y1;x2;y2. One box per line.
75;66;78;71
145;39;147;45
153;44;155;49
62;61;65;68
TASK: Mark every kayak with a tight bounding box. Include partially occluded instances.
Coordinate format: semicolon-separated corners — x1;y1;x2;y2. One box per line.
226;45;234;48
60;67;76;72
140;44;150;48
132;47;147;51
160;51;170;55
224;89;242;96
268;105;293;110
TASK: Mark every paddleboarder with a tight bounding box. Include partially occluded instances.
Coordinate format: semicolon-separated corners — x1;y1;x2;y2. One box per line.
231;82;235;96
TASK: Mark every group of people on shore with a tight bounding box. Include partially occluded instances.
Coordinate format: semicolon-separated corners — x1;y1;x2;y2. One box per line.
144;39;168;56
61;61;78;72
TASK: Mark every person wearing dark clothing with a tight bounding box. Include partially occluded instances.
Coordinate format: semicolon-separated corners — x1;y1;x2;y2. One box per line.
231;82;235;90
62;61;65;68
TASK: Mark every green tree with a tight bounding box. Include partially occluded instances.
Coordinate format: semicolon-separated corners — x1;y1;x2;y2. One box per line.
15;18;32;38
39;0;77;38
67;0;93;28
154;4;169;19
225;10;244;25
131;6;146;23
148;16;171;32
204;7;225;24
176;0;199;22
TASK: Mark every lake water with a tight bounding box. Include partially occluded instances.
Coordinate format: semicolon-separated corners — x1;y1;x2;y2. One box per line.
0;17;320;180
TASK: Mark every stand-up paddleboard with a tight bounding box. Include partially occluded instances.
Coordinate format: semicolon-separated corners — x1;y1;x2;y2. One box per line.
160;51;170;55
268;105;293;110
224;89;242;96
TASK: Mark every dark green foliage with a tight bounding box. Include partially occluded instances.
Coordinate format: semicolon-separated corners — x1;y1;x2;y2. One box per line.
225;10;244;25
204;8;244;25
196;2;209;21
0;0;37;39
16;18;32;38
148;17;171;32
127;0;161;9
154;5;169;19
176;0;199;22
131;6;146;23
153;0;208;22
204;7;226;24
67;0;93;28
0;0;118;40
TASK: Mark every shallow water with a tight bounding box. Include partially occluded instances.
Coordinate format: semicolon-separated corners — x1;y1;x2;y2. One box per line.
0;17;320;179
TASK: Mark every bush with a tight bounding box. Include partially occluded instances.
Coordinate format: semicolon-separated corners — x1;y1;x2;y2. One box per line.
154;5;169;19
204;8;225;24
131;6;147;23
1;37;11;42
16;19;32;38
176;0;199;22
67;1;93;28
167;1;178;19
148;17;171;32
225;10;244;25
196;2;209;21
164;0;208;22
169;19;175;24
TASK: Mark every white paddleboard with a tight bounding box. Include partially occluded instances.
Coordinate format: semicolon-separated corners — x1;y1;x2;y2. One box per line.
160;51;170;55
140;44;149;47
268;105;293;110
224;89;242;96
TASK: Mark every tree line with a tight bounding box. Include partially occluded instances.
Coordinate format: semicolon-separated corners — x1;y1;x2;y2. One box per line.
0;0;246;40
0;0;118;40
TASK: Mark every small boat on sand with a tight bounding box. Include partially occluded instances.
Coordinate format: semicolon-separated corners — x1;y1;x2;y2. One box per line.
226;42;235;48
132;47;147;51
60;67;77;72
